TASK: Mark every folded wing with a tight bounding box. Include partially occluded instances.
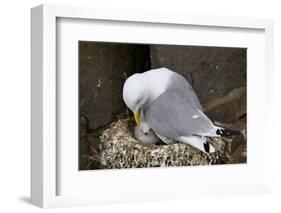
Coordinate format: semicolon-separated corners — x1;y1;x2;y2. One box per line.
143;89;216;139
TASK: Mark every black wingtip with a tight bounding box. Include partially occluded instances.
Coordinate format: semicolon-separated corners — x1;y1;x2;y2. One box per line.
216;128;242;137
203;142;210;153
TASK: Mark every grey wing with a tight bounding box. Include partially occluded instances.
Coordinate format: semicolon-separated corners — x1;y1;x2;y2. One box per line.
168;73;203;111
143;89;214;139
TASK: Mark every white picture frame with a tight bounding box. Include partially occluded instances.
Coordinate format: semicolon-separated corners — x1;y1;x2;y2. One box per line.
31;4;274;208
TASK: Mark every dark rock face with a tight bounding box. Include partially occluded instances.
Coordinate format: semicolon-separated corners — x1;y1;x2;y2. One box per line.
204;87;246;123
79;42;150;130
150;45;247;104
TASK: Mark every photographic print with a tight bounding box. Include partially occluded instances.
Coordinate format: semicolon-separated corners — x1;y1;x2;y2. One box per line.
79;42;247;170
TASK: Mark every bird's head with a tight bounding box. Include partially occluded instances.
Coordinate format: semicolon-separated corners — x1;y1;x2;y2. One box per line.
123;73;149;125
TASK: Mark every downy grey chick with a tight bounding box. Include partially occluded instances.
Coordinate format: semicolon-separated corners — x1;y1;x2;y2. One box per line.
134;122;160;144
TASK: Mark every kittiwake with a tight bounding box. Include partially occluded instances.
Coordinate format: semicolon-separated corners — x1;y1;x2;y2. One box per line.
123;67;240;153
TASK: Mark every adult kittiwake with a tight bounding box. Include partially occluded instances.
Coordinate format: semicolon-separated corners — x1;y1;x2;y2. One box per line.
123;67;240;153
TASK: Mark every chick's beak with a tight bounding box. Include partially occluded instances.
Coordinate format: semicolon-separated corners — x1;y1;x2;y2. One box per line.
134;109;141;125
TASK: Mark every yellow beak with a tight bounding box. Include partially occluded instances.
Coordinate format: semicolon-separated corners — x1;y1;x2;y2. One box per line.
134;110;141;125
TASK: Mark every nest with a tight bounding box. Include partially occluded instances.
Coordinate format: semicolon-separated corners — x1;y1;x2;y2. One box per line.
87;116;234;169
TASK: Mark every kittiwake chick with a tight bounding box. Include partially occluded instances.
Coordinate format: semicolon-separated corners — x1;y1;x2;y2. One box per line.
134;122;160;144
